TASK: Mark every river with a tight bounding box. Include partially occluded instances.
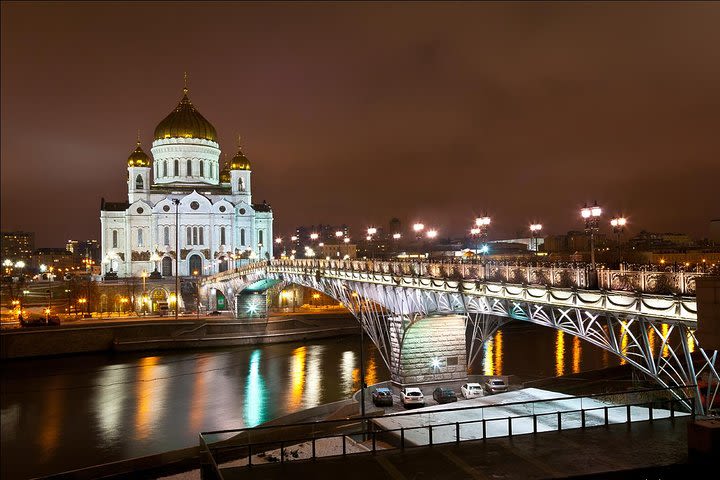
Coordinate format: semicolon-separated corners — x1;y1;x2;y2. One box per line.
1;321;622;479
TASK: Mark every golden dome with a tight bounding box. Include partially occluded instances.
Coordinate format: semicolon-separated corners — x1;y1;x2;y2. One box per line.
128;141;151;167
219;155;231;183
154;85;217;142
230;139;251;170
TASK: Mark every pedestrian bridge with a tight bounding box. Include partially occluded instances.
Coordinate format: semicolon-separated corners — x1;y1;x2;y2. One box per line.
201;259;718;414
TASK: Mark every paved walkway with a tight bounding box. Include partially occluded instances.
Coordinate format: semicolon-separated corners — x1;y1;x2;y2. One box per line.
220;417;694;479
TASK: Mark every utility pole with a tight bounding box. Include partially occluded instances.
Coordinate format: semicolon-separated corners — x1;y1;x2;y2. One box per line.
173;198;180;320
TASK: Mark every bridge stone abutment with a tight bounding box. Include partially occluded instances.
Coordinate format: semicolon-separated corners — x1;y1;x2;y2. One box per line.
389;315;467;386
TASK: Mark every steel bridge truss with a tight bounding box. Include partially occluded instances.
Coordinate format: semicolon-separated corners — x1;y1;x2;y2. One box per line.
202;262;719;414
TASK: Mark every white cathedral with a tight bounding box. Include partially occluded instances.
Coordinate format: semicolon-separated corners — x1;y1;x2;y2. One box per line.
100;83;273;278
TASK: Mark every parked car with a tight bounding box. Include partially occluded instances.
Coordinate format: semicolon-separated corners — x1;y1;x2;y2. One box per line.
461;382;483;399
483;378;508;394
372;387;393;407
208;310;222;316
433;387;458;404
400;387;425;408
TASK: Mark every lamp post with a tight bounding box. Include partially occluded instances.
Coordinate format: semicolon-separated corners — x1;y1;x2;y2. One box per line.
192;269;200;320
610;216;627;265
425;228;438;258
141;270;148;316
529;223;543;253
366;227;377;258
172;198;180;321
474;215;491;258
580;201;602;270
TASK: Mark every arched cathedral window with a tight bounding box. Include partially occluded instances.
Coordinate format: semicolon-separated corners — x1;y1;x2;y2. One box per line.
187;159;193;176
135;174;144;190
164;226;170;246
163;161;168;177
112;230;118;248
238;178;245;192
174;159;179;176
240;228;246;246
200;161;204;177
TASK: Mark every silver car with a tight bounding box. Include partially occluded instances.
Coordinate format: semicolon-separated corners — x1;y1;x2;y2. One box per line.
483;378;508;394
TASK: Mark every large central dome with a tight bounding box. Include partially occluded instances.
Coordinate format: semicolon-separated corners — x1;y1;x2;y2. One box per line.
154;86;217;142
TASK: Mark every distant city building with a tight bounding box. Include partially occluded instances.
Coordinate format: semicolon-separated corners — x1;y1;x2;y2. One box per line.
1;231;35;264
629;231;694;252
100;81;273;278
318;243;357;259
66;239;100;264
32;247;75;271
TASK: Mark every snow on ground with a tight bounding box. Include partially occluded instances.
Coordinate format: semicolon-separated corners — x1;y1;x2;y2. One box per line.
372;388;688;446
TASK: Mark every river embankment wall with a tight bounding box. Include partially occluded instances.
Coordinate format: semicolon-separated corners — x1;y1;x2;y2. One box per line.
1;313;358;360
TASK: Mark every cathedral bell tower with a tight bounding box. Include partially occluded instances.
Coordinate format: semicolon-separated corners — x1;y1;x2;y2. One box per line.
127;135;151;204
229;137;252;204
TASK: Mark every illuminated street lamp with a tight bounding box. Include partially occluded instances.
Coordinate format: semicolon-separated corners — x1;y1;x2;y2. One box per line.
310;233;319;241
471;215;491;257
580;201;602;270
426;229;438;239
529;223;543;252
335;230;344;238
412;223;425;240
610;216;627;264
275;237;282;244
343;237;350;244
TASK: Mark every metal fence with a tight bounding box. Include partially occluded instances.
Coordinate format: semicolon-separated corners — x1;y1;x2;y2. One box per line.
198;386;694;479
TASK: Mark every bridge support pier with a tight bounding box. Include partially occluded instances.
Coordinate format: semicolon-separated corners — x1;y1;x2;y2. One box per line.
389;314;467;386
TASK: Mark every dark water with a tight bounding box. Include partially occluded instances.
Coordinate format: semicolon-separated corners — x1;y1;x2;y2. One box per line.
1;322;622;479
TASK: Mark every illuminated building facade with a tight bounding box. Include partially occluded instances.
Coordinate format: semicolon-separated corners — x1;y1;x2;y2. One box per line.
100;81;273;278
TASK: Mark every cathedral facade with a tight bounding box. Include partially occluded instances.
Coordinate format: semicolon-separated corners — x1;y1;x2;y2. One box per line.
100;84;273;278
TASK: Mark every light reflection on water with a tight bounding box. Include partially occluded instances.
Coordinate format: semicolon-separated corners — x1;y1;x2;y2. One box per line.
95;366;126;447
555;330;565;376
243;350;265;427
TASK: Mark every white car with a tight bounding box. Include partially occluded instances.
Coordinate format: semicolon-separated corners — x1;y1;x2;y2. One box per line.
400;387;425;407
461;382;483;399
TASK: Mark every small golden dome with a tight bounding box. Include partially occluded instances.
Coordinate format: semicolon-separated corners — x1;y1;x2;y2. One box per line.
154;83;217;142
219;155;231;183
128;141;151;167
230;138;251;170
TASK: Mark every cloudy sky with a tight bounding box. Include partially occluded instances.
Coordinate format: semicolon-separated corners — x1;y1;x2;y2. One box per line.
2;1;719;247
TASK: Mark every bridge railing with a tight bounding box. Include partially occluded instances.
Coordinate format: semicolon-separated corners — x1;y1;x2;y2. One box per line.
198;385;694;477
205;259;709;295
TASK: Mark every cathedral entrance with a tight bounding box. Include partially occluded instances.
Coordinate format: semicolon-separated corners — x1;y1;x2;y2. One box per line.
218;257;229;272
162;256;173;276
188;254;202;275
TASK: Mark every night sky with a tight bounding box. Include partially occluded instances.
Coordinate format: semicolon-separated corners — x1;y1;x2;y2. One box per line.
2;2;719;247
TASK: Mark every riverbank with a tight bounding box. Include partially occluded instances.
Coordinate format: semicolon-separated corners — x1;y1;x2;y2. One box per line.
0;311;358;359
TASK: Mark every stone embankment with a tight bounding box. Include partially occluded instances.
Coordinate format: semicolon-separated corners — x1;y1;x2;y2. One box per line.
0;312;358;359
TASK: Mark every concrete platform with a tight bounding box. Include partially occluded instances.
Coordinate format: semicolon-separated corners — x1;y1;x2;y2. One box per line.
220;416;695;479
